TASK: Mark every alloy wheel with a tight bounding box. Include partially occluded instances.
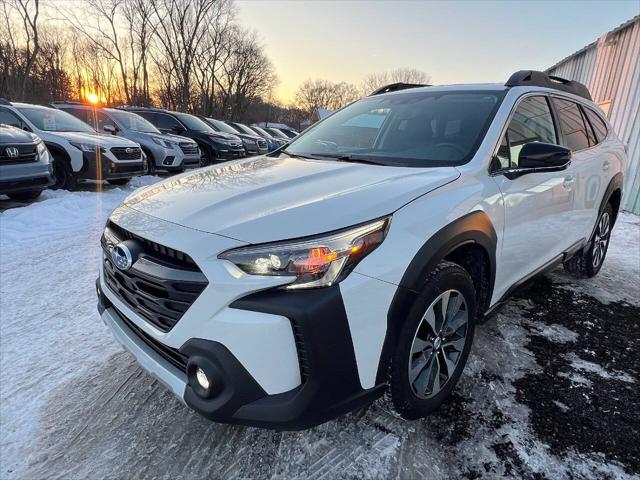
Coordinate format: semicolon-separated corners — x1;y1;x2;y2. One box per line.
408;289;469;399
592;211;610;268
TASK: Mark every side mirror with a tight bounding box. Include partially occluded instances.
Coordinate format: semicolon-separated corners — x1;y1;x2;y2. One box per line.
103;124;117;134
499;142;571;180
172;125;186;134
518;142;571;169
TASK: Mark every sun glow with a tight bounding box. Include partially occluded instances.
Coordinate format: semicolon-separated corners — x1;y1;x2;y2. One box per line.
86;92;100;104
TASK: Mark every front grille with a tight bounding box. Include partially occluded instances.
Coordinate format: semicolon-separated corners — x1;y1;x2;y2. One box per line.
116;306;189;372
102;221;208;332
257;140;268;149
111;146;142;160
179;142;199;155
0;143;38;164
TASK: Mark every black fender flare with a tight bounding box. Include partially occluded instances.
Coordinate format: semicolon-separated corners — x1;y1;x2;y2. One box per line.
375;211;497;384
596;172;623;230
45;141;86;174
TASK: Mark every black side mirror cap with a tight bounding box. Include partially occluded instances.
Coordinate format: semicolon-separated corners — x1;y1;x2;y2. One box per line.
518;142;572;169
496;142;572;180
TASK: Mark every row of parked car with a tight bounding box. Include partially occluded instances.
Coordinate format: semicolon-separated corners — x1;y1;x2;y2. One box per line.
0;99;299;201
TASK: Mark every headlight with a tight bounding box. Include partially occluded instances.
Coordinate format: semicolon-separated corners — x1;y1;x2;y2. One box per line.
219;217;390;289
69;141;99;153
152;137;173;148
36;140;48;159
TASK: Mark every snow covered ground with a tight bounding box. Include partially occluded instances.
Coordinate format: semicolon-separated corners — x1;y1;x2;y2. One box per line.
1;178;638;480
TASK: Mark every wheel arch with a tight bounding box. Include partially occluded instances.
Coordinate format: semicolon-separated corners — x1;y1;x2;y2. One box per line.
594;172;623;236
375;211;497;384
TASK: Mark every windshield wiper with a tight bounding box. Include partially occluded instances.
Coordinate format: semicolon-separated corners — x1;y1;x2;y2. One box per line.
310;153;390;166
279;150;316;160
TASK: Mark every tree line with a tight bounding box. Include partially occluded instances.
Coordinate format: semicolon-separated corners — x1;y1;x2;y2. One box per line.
1;0;429;128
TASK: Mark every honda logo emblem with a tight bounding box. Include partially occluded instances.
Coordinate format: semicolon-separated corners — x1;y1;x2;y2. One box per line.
5;147;19;158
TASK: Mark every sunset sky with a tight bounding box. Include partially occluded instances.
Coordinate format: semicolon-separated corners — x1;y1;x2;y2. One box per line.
237;0;639;103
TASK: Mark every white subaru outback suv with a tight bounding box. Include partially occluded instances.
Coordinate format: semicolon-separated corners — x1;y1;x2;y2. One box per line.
97;71;625;429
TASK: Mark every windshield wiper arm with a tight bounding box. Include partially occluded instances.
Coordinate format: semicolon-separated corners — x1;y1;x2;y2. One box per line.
310;153;389;166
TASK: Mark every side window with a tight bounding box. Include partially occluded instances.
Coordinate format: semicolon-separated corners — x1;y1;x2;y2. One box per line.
135;111;156;124
584;107;608;143
86;110;112;132
551;98;590;151
155;113;181;130
579;106;597;146
62;108;88;123
494;134;510;169
0;108;23;128
505;96;557;167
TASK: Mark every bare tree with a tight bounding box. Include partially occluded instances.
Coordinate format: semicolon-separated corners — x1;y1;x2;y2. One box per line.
294;79;359;114
361;68;431;96
150;0;218;110
0;0;40;100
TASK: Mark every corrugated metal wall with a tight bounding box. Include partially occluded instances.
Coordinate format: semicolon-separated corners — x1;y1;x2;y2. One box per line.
547;16;640;214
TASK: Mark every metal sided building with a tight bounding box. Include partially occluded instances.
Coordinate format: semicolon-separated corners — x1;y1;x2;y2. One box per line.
547;15;640;214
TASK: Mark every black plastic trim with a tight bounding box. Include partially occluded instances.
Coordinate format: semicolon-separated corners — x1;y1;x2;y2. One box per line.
506;70;592;100
376;211;497;384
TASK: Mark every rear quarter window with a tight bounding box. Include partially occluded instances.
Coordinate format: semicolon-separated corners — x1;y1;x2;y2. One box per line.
584;107;609;143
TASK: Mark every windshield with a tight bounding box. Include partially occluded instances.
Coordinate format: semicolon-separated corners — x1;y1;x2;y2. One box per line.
251;126;273;138
109;110;160;133
208;118;241;135
173;112;214;132
18;106;95;133
286;90;505;167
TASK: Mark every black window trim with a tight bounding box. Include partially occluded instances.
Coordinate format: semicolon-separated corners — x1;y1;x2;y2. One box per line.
548;93;608;154
489;90;609;176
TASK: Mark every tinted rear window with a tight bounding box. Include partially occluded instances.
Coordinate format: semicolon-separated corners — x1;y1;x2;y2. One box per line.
584;107;608;143
552;98;590;151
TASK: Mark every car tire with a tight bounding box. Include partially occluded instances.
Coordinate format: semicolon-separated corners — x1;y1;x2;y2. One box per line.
7;190;43;201
564;203;613;278
390;261;476;420
107;178;130;186
52;159;78;191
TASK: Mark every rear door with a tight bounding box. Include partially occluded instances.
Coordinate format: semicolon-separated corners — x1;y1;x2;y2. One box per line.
550;97;606;243
492;95;574;293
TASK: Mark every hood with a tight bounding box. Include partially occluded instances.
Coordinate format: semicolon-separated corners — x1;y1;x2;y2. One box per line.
236;133;264;143
161;133;197;144
0;125;36;143
124;155;460;243
204;131;241;141
52;131;139;148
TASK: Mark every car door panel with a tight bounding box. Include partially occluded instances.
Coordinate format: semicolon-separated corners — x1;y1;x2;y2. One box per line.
492;95;575;295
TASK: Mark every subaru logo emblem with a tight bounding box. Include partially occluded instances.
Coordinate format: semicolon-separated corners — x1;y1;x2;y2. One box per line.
125;147;133;154
5;147;19;158
111;243;133;271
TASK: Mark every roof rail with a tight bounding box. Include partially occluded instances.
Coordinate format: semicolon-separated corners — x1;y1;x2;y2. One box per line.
0;98;12;106
369;82;430;96
505;70;592;101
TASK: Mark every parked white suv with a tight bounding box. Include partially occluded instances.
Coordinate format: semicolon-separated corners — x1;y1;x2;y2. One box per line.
0;101;145;190
97;71;625;429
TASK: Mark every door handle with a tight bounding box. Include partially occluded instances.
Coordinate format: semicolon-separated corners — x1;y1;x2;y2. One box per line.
602;161;610;172
563;176;575;190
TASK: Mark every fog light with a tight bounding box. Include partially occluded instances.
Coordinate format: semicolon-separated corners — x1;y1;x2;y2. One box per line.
195;367;210;390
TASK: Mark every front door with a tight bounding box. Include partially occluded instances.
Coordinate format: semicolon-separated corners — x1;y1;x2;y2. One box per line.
492;95;575;298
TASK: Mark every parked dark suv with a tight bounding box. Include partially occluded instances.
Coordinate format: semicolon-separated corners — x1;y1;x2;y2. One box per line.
201;117;268;156
119;107;245;165
0;124;53;201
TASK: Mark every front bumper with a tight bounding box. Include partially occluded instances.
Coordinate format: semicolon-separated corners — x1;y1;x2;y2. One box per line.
97;279;384;430
217;147;246;160
80;150;145;180
0;160;53;194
